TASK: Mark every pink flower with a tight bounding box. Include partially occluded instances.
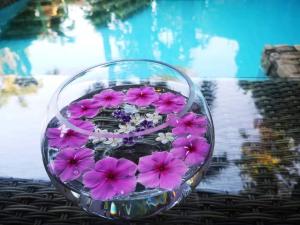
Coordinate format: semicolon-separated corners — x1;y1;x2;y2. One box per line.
46;119;94;148
93;89;124;108
171;112;207;136
137;151;187;190
166;113;178;126
68;99;101;118
125;86;159;107
83;157;137;200
50;147;94;182
171;136;210;166
153;92;186;114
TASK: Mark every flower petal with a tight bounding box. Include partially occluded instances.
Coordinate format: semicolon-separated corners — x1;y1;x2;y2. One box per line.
185;152;207;166
74;147;93;159
83;170;106;189
90;181;117;200
95;157;118;172
115;158;137;176
159;172;183;190
170;147;186;160
59;165;79;182
137;170;160;188
55;148;76;160
151;151;169;163
52;159;68;174
114;177;137;195
137;154;156;173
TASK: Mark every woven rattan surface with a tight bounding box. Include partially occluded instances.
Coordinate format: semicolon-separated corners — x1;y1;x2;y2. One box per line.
1;177;300;225
1;78;300;224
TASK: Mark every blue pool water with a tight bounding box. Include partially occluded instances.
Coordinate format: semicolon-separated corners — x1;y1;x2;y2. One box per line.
0;0;300;78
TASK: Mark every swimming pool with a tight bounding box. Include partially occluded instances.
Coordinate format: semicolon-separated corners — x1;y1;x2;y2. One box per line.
0;0;300;78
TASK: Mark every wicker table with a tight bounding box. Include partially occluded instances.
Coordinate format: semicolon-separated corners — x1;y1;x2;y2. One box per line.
1;78;300;224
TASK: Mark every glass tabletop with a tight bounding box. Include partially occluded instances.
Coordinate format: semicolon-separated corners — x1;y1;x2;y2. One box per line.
0;76;299;197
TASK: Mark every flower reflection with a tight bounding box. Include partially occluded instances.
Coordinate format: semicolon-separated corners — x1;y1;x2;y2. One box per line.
0;76;41;108
238;80;300;196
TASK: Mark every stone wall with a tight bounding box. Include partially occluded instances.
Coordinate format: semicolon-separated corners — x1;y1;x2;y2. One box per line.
262;45;300;78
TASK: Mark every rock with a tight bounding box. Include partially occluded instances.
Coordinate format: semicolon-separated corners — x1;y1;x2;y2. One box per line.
294;45;300;51
262;45;300;78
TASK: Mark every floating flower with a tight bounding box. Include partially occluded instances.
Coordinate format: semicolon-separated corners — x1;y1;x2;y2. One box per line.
155;132;174;144
146;112;162;124
171;112;207;136
171;136;210;166
94;89;124;108
131;113;144;125
153;92;186;114
112;108;125;119
118;123;136;133
103;137;122;147
68;99;101;118
83;157;137;200
125;86;159;107
123;104;138;114
112;109;131;123
139;120;154;129
166;113;178;126
137;151;187;190
91;128;108;144
50;147;94;182
112;108;131;123
123;136;136;145
47;119;94;148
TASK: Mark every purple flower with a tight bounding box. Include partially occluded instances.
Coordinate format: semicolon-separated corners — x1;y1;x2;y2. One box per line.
171;112;207;136
112;108;125;118
93;89;124;108
50;147;94;182
137;151;187;190
83;157;137;200
139;120;154;129
121;115;131;123
125;86;159;107
153;92;186;114
135;120;154;137
123;136;136;145
112;109;131;122
46;119;94;148
68;99;101;118
171;136;210;166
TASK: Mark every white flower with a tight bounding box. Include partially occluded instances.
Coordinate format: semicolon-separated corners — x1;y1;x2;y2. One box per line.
131;113;144;125
146;112;162;124
155;132;174;144
103;137;122;147
91;128;108;144
123;104;138;114
118;123;136;133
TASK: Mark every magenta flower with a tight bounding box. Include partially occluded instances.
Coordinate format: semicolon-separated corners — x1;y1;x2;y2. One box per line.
172;112;207;136
171;136;210;166
50;147;94;182
166;113;178;126
83;157;137;200
93;89;124;108
153;92;186;114
137;151;187;190
125;86;159;107
68;99;101;118
46;119;94;148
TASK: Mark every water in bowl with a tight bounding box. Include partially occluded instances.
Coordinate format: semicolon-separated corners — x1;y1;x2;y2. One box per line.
42;85;213;219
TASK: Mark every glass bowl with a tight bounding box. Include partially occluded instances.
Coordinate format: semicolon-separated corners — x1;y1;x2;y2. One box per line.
41;59;214;219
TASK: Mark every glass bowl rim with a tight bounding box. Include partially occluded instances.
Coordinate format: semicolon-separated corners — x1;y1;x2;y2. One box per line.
53;59;196;138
